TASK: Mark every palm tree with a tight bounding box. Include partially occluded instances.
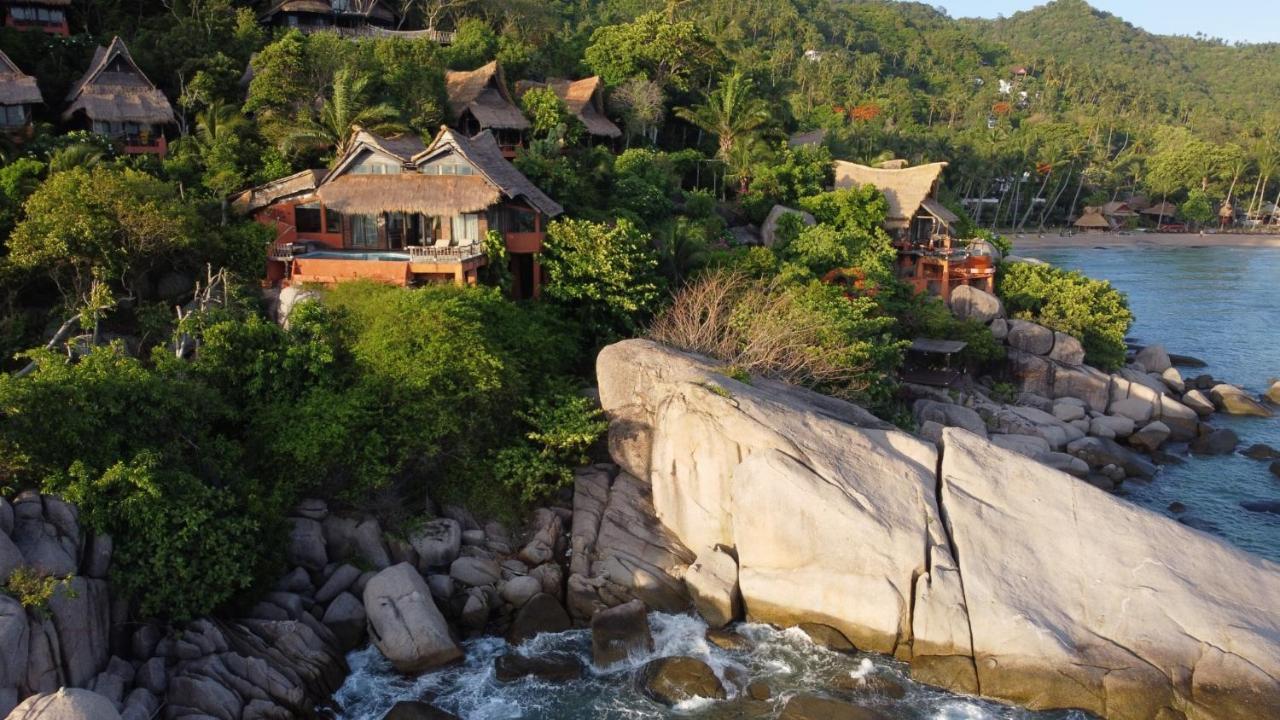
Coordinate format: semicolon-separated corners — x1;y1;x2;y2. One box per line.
47;143;105;174
192;100;249;156
281;68;406;159
675;71;772;175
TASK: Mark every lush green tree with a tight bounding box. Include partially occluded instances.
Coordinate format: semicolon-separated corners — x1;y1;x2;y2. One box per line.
1180;189;1214;227
675;72;773;180
996;261;1133;369
280;67;407;160
541;218;663;344
520;86;583;143
584;11;718;92
0;158;44;241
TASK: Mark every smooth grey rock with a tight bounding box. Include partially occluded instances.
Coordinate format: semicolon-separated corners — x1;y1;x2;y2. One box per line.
1109;397;1154;424
322;591;366;651
1006;320;1054;355
1052;402;1085;422
275;566;313;595
1090;414;1135;439
913;400;988;439
640;656;727;706
315;563;361;605
1210;384;1274;417
1066;436;1157;479
449;557;501;587
461;529;486;546
1182;389;1216;416
286;517;327;571
120;688;158;720
426;574;454;601
989;433;1051;460
1130;421;1171;453
686;546;740;628
409;519;462;570
507;593;570;645
48;577;110;687
1190;428;1239;456
590;599;653;668
89;668;125;706
0;596;29;690
1042;452;1090;478
0;532;21;585
989;318;1009;340
528;562;563;600
1048;332;1085;366
1160;367;1185;394
499;576;542;608
1134;344;1172;373
295;498;329;521
0;498;11;536
323;515;391;569
11;516;76;577
949;285;1005;323
135;657;168;694
7;688;122;720
363;563;461;672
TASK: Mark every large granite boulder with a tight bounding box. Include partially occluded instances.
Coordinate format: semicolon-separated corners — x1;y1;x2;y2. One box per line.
363;563;461;673
938;428;1280;719
948;286;1004;323
409;519;461;570
639;656;726;706
47;577;110;688
7;688;122;720
1266;380;1280;405
913;400;988;439
1134;344;1172;373
1210;384;1274;418
590;599;653;668
685;545;740;628
1006;320;1055;355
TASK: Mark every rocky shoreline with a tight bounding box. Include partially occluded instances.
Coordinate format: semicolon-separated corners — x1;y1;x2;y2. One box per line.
2;317;1278;719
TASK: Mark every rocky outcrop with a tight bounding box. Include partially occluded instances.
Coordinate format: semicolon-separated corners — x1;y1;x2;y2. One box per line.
363;563;461;673
595;339;1280;720
7;688;121;720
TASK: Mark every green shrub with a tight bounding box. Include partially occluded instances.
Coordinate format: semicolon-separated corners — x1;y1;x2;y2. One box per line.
996;261;1133;370
2;566;74;615
494;385;607;503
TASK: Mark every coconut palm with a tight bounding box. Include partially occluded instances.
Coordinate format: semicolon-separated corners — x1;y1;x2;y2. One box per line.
192;100;249;156
675;72;772;167
47;143;105;174
281;67;406;159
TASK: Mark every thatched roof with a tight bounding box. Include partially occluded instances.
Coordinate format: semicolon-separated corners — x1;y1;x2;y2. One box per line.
920;197;959;224
63;37;175;125
318;174;501;215
263;0;396;23
1140;201;1178;217
833;160;949;229
229;169;325;215
1123;195;1150;211
1074;207;1113;229
413;127;562;216
521;77;621;138
1101;201;1137;217
314;126;562;217
0;50;41;106
16;0;68;5
445;61;529;131
323;126;426;182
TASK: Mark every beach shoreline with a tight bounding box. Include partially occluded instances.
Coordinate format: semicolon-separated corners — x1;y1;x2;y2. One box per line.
1008;230;1280;250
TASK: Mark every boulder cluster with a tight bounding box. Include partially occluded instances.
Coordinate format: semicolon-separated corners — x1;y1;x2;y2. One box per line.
592;337;1280;720
940;285;1278;489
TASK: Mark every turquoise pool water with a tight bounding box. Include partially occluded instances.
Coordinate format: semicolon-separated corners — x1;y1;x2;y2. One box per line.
301;250;411;261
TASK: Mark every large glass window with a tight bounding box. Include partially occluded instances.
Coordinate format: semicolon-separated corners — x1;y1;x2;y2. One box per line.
350;215;380;248
351;151;401;175
295;203;323;234
324;207;342;234
0;105;26;127
420;153;476;176
452;213;480;243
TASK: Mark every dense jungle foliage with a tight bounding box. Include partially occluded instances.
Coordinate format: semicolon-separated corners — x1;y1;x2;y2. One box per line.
0;0;1246;617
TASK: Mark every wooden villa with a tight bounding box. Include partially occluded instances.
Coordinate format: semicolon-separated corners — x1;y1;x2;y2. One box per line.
834;159;995;301
516;76;621;142
0;49;40;136
260;0;395;32
2;0;68;35
445;61;529;158
63;37;175;157
1073;206;1114;231
234;125;562;299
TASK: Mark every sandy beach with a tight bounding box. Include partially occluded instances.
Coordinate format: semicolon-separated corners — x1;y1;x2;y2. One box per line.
1008;230;1280;250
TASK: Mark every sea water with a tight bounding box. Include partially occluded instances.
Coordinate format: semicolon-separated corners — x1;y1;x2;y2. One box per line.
1033;245;1280;562
327;613;1092;719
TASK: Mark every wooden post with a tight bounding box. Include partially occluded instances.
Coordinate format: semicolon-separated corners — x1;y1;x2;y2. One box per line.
531;257;542;299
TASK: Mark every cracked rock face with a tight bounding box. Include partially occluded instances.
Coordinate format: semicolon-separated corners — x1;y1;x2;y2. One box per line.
363;563;461;674
595;339;1280;720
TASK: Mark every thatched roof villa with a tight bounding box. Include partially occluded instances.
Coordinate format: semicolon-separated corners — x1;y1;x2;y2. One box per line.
63;37;175;156
0;49;41;134
237;125;561;298
833;159;991;301
2;0;69;36
445;61;528;157
516;76;621;140
1140;201;1178;221
1074;206;1114;230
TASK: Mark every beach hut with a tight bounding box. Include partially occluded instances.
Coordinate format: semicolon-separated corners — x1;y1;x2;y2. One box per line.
1101;200;1138;225
1123;195;1151;212
1140;201;1178;224
63;37;175;157
0;49;41;135
515;77;621;141
1074;206;1114;231
445;61;529;158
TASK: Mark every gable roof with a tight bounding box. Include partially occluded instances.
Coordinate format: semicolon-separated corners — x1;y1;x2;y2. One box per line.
1140;201;1178;217
0;50;41;106
324;126;427;182
788;129;827;148
229;169;325;215
520;76;621;138
63;37;175;125
445;61;529;131
314;126;561;217
1101;200;1137;217
833;161;949;229
1074;207;1114;229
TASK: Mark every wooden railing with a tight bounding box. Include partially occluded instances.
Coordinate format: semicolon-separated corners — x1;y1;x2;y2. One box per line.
407;243;484;262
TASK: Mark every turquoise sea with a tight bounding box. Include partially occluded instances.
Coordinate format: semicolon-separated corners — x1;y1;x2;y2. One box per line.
1032;245;1280;562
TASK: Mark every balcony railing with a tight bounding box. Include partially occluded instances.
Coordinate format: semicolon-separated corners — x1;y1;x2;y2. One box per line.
407;243;484;262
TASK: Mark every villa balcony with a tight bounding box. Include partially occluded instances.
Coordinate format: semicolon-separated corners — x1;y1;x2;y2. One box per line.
407;243;485;262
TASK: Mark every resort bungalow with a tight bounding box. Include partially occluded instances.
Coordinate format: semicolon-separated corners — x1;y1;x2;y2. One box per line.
1074;206;1114;231
445;61;528;158
1101;200;1138;226
0;49;40;137
2;0;68;35
63;37;175;157
516;76;621;142
260;0;396;33
834;159;995;301
236;125;562;299
1140;201;1178;225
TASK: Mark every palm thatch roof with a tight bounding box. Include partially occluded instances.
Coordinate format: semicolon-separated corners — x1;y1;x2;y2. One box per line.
788;129;826;148
19;0;71;4
519;76;620;138
324;126;426;181
445;61;529;131
1140;201;1178;217
63;37;175;125
262;0;396;23
1101;201;1137;217
1074;207;1114;230
313;126;562;217
833;160;949;229
0;50;41;106
229;169;325;215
